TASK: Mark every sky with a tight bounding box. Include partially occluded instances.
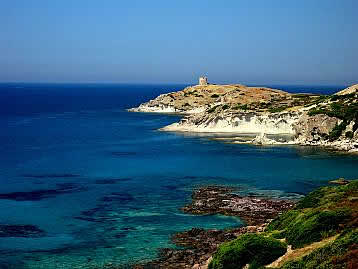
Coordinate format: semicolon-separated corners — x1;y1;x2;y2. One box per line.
0;0;357;85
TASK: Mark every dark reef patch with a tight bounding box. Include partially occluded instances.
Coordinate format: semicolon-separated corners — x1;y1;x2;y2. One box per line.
111;151;137;157
0;224;46;238
94;179;117;185
94;178;132;184
0;183;87;201
74;191;135;223
21;174;80;179
100;192;134;203
162;185;178;191
112;177;132;182
74;207;104;223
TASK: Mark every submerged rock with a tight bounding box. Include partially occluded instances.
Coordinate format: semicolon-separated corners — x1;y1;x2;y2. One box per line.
329;178;351;185
95;178;132;184
181;186;295;225
0;183;86;201
21;173;80;178
0;224;46;238
94;179;118;185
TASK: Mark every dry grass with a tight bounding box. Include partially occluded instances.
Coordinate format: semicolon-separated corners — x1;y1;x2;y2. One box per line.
266;235;338;268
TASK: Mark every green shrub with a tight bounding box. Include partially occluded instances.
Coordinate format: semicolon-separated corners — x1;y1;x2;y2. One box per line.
285;209;351;248
209;181;358;269
328;121;347;141
345;131;354;139
266;210;300;231
296;188;326;209
307;93;358;128
342;180;358;192
353;121;358;132
208;234;287;269
270;230;286;239
222;104;230;110
267;183;354;248
307;108;327;116
234;104;249;110
208;105;220;113
211;94;220;98
293;94;310;99
269;106;287;113
330;93;356;101
281;228;358;269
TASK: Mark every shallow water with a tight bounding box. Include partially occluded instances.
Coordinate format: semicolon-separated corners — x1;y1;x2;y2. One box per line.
0;83;357;268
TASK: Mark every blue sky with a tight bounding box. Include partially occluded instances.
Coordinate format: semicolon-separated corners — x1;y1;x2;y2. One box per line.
0;0;357;85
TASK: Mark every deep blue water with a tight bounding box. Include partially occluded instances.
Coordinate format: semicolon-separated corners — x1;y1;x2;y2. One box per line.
0;83;357;268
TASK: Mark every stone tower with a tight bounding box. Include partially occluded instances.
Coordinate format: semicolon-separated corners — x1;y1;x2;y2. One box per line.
199;76;208;86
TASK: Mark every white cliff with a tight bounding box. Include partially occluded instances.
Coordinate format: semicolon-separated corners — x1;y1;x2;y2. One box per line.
161;111;302;135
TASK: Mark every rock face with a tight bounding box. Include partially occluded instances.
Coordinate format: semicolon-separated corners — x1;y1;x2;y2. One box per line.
162;111;302;135
293;114;341;143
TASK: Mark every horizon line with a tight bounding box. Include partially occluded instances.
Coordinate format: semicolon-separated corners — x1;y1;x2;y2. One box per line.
0;81;351;87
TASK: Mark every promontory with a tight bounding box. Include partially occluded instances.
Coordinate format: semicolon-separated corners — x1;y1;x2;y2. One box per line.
129;79;358;152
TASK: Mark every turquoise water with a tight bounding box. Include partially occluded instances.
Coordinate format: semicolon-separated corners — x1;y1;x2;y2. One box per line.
0;84;357;268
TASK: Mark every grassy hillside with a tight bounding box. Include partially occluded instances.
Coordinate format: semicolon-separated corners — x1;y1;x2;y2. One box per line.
209;180;358;269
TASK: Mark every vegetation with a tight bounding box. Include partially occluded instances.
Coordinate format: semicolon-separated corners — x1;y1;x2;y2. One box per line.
209;180;358;269
328;122;348;141
309;95;358;122
269;106;288;113
280;229;358;269
208;234;287;269
211;94;220;98
345;131;354;139
183;90;197;97
233;104;249;110
222;104;230;110
307;93;358;140
208;105;221;113
267;181;357;249
330;93;356;101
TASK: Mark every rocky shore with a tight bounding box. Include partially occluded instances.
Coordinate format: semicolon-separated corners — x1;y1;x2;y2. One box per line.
133;186;296;269
181;186;295;225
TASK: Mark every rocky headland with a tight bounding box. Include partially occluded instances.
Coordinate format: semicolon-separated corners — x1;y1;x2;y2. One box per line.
129;83;358;152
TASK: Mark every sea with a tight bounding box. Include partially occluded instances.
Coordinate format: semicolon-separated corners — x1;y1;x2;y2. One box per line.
0;83;357;268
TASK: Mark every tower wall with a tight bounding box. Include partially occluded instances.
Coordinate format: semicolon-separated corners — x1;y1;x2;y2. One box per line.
199;77;208;85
